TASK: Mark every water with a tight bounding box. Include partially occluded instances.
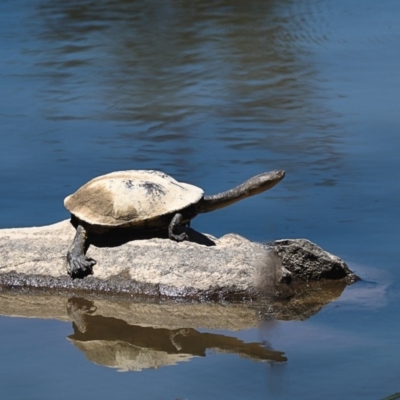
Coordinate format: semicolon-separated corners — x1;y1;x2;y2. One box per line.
1;0;400;398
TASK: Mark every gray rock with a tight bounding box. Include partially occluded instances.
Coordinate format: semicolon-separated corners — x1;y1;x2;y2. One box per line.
0;220;358;301
272;239;358;283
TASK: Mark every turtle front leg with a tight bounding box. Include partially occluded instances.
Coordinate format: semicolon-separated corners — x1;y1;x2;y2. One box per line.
168;213;188;242
67;225;96;278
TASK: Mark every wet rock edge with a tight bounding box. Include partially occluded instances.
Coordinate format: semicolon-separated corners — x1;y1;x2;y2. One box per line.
0;271;260;303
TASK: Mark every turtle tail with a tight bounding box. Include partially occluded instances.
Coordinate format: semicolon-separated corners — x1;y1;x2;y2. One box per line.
197;170;285;213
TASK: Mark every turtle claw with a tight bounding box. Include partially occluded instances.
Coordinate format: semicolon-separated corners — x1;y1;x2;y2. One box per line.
168;213;189;242
170;232;188;242
67;254;96;279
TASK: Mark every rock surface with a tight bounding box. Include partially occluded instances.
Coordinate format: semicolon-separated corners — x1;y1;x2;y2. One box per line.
0;220;358;301
0;221;360;371
272;238;355;281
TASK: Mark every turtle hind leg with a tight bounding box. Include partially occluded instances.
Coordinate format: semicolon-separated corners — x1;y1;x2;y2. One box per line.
67;224;96;278
168;213;188;242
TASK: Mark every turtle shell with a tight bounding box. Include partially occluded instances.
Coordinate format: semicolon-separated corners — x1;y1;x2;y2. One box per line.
64;170;204;227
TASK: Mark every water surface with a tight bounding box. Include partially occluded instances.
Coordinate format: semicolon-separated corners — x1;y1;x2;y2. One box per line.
1;0;400;399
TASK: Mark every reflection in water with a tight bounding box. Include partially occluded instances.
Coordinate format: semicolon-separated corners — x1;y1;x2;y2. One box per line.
67;297;286;371
30;0;342;183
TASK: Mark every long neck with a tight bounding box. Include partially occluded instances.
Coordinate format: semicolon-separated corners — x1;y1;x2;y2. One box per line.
197;170;285;213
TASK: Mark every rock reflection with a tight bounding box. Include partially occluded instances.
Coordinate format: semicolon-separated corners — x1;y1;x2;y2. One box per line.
67;297;287;371
0;280;358;371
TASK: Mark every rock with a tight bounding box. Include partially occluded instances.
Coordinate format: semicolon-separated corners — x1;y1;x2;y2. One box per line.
0;223;361;370
0;220;358;301
272;239;358;284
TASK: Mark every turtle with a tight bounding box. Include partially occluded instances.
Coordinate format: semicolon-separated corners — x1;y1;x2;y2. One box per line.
64;169;285;278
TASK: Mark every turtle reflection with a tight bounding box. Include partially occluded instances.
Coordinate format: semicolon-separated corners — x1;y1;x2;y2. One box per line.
67;297;286;372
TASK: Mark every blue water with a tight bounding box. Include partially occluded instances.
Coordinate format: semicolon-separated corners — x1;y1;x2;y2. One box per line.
1;0;400;399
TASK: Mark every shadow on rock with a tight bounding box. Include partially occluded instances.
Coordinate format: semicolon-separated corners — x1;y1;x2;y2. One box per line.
70;219;216;249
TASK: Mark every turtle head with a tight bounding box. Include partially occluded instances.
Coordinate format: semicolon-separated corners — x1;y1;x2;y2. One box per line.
199;170;285;213
239;170;285;197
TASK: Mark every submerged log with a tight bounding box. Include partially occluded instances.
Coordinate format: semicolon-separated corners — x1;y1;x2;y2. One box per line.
0;220;358;302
